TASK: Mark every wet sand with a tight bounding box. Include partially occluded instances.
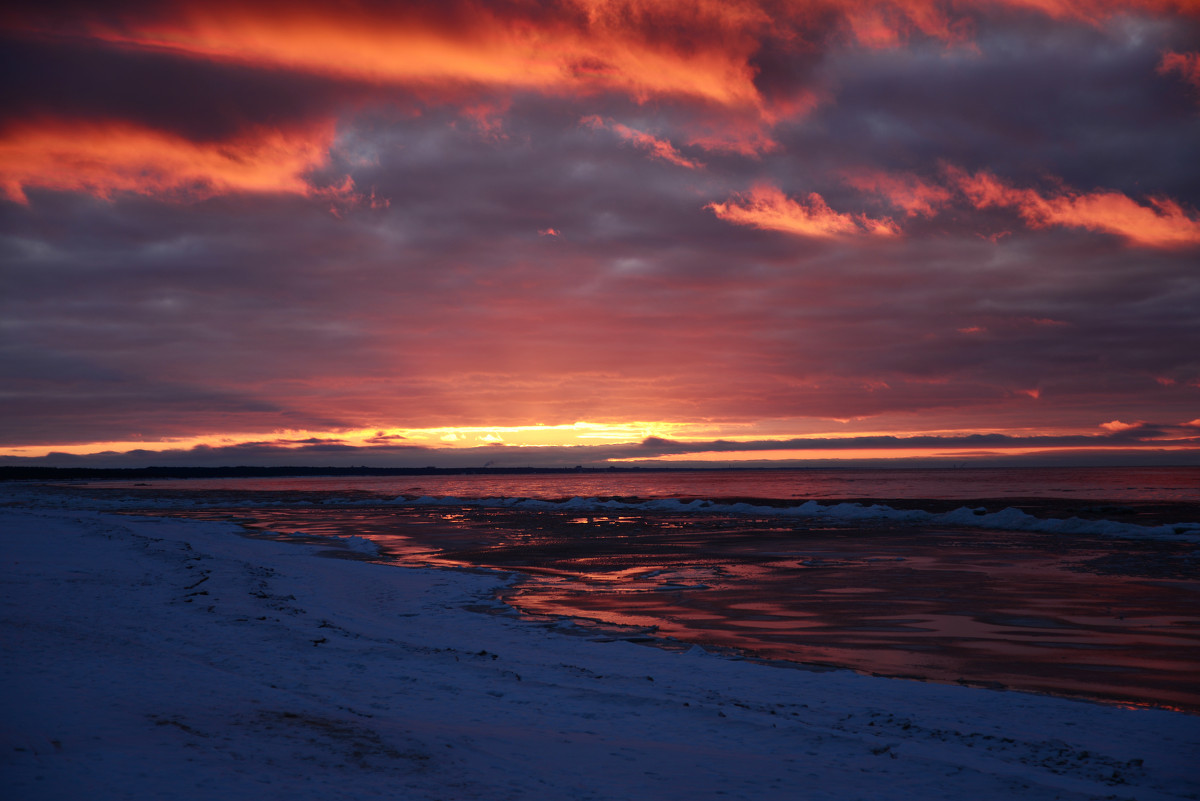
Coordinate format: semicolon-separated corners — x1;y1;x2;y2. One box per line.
159;498;1200;713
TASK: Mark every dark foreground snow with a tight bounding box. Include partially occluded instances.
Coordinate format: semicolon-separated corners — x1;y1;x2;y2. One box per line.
2;497;1198;800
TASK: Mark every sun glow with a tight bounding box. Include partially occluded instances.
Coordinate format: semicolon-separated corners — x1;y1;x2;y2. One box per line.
4;418;1194;465
0;422;686;460
384;422;685;447
612;447;1063;462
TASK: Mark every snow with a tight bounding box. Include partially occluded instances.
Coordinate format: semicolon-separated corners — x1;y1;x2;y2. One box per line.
3;491;1199;800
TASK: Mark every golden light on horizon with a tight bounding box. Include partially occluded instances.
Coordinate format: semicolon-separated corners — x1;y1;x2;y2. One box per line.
2;418;1194;464
0;421;681;460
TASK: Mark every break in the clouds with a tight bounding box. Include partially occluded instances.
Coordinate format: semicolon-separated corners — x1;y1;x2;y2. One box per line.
2;0;1199;466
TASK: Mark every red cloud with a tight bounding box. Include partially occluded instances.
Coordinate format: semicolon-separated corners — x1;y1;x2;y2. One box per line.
707;184;900;238
582;116;704;169
55;3;769;108
1159;50;1200;93
8;0;1195;166
947;168;1200;249
807;0;1196;50
843;169;952;217
847;165;1200;249
0;120;336;203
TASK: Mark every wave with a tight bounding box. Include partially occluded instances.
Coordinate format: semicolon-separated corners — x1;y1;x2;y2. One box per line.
396;494;1200;543
6;483;1196;543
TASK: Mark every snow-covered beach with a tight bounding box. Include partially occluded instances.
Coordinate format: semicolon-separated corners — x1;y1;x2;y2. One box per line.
3;488;1199;800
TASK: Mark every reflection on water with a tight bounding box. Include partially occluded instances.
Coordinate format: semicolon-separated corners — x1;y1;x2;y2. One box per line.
160;500;1200;713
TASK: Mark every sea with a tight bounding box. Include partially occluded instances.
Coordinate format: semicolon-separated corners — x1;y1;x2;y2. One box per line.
73;465;1200;712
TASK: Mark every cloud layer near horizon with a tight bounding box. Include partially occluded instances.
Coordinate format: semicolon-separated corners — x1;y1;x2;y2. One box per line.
2;1;1199;465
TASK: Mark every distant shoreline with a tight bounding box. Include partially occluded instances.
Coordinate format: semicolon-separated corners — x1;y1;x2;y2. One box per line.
4;463;1199;482
0;464;717;481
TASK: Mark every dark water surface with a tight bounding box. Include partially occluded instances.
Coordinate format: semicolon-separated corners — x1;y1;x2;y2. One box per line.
90;465;1200;502
96;465;1200;714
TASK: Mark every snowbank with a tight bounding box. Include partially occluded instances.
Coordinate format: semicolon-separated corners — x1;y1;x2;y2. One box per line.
2;499;1198;800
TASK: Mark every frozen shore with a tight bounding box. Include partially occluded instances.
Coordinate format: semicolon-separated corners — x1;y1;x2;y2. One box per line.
2;498;1198;800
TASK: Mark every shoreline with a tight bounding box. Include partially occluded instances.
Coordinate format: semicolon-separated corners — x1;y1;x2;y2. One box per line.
198;501;1200;714
4;495;1200;799
12;480;1200;714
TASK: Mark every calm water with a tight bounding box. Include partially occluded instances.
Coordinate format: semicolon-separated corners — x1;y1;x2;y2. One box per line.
86;466;1200;712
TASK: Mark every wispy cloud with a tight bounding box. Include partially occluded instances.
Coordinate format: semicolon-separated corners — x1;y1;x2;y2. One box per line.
582;116;704;169
843;169;952;218
848;166;1200;249
947;168;1200;249
0;120;335;203
707;185;899;238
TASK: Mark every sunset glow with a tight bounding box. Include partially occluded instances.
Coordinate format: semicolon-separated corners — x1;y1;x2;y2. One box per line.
2;1;1198;469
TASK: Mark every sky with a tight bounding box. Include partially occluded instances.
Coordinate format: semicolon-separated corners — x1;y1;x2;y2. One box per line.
2;0;1199;469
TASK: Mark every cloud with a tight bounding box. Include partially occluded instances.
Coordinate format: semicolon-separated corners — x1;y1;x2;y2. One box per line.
9;0;1195;164
843;169;952;217
5;1;773;144
92;4;759;105
7;420;1200;469
707;184;900;238
3;0;1200;462
847;165;1200;248
0;120;336;203
582;116;704;169
366;432;407;444
630;424;1200;455
947;167;1200;249
1159;50;1200;92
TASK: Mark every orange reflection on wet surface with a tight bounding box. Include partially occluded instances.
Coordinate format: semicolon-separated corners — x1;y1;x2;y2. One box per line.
154;496;1199;712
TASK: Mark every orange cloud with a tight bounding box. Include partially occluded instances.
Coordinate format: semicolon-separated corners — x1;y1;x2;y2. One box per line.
69;3;767;108
6;1;1197;161
844;169;952;217
583;116;703;168
814;0;1196;50
39;2;785;156
0;120;335;203
707;184;900;238
838;0;967;49
947;168;1200;249
5;1;1198;201
989;0;1198;24
310;176;390;219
